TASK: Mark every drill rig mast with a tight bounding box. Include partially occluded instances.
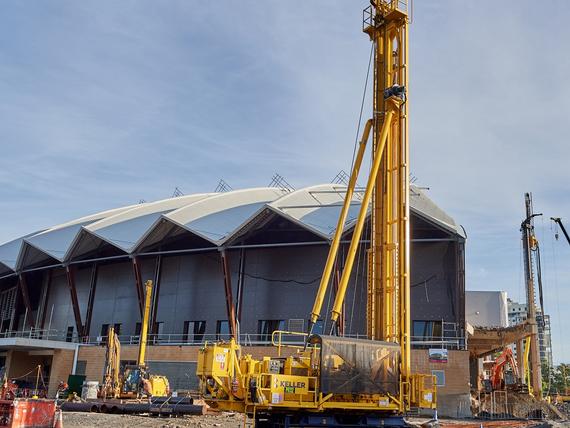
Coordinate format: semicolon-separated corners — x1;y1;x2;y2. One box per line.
521;193;543;396
197;2;435;425
308;0;413;395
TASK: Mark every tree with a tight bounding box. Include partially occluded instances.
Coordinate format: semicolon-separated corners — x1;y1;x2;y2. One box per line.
548;363;570;394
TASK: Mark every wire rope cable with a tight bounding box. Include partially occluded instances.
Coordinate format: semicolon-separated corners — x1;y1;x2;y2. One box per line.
349;43;374;175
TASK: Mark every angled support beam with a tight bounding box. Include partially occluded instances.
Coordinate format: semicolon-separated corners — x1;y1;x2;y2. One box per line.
83;263;98;339
220;250;237;339
17;273;34;329
150;255;162;333
8;285;20;332
235;248;246;323
65;265;84;338
39;270;52;331
131;257;145;318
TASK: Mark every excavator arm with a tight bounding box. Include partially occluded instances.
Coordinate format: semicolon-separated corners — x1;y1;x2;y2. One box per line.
491;348;519;390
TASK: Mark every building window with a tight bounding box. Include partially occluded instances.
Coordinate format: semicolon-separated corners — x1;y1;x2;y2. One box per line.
412;321;443;339
100;324;109;338
66;326;74;342
258;320;286;342
135;322;141;336
183;321;206;343
216;320;230;340
432;369;445;386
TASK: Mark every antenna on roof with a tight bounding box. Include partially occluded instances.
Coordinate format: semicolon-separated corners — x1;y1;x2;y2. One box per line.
409;174;429;195
172;187;184;197
331;170;350;185
268;173;294;192
215;179;233;193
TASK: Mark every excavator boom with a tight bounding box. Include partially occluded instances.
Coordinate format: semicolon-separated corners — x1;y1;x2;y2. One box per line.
551;217;570;246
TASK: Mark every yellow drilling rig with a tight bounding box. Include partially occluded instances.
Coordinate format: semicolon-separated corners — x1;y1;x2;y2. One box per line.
196;1;437;426
101;280;170;399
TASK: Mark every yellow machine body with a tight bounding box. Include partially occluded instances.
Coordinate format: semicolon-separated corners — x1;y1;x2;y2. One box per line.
147;375;170;397
197;333;435;415
197;0;436;418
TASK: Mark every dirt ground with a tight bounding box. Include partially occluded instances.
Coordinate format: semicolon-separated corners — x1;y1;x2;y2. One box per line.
62;411;244;428
61;411;570;428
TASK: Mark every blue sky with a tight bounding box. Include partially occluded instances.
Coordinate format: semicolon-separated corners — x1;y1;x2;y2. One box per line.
0;1;569;363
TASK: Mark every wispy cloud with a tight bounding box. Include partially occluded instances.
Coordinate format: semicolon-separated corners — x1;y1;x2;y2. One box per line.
0;1;569;362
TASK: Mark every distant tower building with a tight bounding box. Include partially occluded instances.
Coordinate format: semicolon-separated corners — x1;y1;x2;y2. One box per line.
507;298;553;367
507;298;528;326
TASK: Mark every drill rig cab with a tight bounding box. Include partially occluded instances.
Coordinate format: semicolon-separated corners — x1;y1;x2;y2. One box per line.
197;1;437;425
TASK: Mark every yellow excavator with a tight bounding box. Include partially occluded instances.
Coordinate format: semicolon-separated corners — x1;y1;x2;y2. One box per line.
100;280;170;399
197;1;436;426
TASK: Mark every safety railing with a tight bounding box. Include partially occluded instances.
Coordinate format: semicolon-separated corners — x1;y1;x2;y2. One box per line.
0;328;466;350
363;1;409;31
0;328;74;342
411;335;467;350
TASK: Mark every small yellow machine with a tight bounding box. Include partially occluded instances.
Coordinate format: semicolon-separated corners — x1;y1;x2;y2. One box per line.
197;2;436;426
101;280;170;399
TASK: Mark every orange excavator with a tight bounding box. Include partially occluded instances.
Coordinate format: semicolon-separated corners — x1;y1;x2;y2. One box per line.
491;348;520;390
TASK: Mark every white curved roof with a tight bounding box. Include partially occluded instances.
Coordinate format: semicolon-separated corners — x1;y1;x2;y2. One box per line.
135;187;289;250
66;193;214;259
15;205;139;270
0;184;463;275
0;230;45;274
267;184;363;239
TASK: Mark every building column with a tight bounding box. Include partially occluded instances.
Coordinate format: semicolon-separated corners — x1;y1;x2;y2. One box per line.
65;265;84;339
35;271;51;330
131;257;145;318
150;255;162;334
83;263;98;340
235;248;246;324
220;250;237;339
17;273;34;329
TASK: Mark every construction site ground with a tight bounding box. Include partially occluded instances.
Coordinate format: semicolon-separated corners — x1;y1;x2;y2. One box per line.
61;411;570;428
